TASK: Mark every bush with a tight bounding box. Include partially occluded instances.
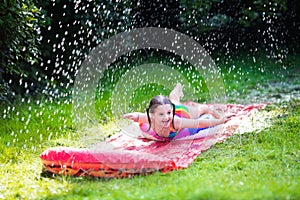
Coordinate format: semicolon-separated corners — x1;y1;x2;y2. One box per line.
0;0;298;101
0;0;47;100
179;0;292;56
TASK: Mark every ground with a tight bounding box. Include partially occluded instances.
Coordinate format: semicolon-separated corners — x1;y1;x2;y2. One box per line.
0;53;299;200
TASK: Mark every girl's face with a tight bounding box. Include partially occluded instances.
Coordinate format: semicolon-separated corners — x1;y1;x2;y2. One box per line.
151;104;173;128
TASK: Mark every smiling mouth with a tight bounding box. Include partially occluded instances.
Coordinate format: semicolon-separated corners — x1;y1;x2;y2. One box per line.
162;120;170;126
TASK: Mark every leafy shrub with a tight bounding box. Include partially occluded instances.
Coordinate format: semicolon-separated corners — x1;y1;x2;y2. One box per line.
0;0;47;100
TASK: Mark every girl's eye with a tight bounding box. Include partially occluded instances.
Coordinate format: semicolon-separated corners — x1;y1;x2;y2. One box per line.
167;112;171;115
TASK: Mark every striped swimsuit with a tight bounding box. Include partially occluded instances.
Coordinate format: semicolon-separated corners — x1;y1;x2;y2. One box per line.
139;104;210;141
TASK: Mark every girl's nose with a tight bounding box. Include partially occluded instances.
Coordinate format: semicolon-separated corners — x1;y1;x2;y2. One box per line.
164;114;170;120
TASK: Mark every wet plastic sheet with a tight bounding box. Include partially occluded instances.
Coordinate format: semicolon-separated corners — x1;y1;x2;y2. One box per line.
40;103;267;178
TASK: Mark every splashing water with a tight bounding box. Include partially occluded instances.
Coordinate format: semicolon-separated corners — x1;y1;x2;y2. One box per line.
0;0;298;163
70;27;227;167
0;1;298;157
0;1;299;198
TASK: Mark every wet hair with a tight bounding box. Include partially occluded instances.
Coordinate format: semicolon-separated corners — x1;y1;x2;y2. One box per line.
146;95;176;131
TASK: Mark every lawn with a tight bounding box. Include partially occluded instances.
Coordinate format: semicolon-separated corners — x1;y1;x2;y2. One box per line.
0;52;299;200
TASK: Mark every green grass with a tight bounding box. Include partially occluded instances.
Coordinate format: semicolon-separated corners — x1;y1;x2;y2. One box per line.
0;52;299;199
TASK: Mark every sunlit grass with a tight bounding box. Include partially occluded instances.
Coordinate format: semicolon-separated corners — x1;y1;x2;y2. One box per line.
0;53;299;199
45;101;299;200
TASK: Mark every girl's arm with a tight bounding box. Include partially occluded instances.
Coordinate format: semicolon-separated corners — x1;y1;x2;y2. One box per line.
174;116;226;129
123;112;149;123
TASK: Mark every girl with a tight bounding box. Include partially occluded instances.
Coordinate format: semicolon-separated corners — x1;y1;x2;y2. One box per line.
123;84;227;141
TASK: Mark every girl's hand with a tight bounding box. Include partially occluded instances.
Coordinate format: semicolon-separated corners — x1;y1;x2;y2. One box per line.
220;115;232;124
123;112;139;122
